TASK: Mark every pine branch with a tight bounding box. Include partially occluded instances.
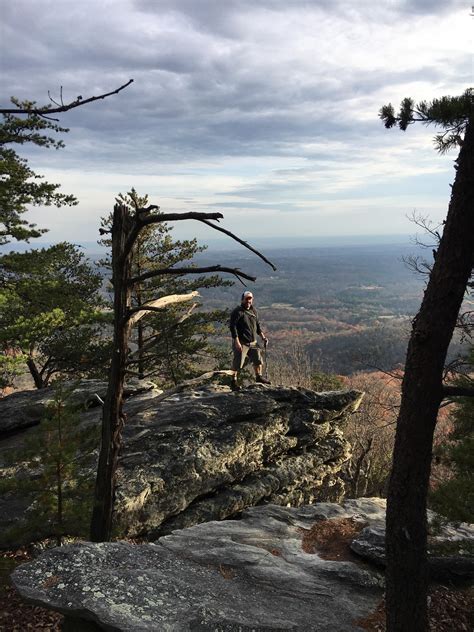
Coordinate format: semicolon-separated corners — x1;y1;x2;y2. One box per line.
127;303;198;360
0;80;134;120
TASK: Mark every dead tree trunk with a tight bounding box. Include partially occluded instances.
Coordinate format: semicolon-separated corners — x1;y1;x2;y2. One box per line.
385;118;474;631
90;204;133;542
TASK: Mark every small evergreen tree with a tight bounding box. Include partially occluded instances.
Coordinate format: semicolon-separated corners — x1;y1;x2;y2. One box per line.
3;381;99;546
0;352;25;391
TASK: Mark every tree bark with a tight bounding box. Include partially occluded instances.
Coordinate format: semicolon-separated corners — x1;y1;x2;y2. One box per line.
90;204;133;542
26;356;44;389
137;320;145;380
385;118;474;631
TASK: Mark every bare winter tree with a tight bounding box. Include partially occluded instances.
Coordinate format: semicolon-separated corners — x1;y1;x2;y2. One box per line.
89;201;276;542
345;372;400;498
380;89;474;632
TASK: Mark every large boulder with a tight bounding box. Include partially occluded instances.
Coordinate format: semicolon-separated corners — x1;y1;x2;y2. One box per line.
115;384;362;538
12;499;386;632
0;382;363;547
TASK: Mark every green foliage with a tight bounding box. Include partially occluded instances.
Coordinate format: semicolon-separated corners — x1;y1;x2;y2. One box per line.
430;472;473;524
0;352;25;389
0;98;78;245
311;371;344;391
0;242;109;387
430;351;474;523
3;382;99;545
379;88;473;153
430;416;474;523
101;189;231;386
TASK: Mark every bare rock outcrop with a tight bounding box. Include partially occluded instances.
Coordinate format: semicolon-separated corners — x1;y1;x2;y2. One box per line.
0;382;363;547
11;498;473;631
12;499;387;632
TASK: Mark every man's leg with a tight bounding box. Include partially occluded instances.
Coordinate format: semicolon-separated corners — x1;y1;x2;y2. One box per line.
231;345;249;390
250;348;271;384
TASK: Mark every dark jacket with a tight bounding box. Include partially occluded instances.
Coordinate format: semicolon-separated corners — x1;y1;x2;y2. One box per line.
229;305;263;344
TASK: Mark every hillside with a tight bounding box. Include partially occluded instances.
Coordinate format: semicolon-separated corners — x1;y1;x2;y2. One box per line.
192;242;467;375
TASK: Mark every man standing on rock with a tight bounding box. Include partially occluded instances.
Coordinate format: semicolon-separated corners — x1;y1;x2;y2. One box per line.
229;291;271;390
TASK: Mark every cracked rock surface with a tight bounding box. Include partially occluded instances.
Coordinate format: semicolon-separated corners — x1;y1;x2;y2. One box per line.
12;499;387;632
115;384;362;538
1;382;362;547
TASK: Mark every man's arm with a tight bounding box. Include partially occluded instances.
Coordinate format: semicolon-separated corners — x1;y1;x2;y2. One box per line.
229;308;243;351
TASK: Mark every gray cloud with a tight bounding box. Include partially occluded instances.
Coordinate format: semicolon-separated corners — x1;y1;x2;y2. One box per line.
398;0;465;15
1;0;468;218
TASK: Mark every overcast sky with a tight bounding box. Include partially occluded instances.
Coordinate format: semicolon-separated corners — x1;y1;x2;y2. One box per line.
1;0;472;247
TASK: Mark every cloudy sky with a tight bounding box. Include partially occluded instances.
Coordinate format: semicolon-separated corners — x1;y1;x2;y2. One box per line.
1;0;472;247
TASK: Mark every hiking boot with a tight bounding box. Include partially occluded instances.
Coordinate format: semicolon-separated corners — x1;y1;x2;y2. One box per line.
231;380;241;391
255;375;271;385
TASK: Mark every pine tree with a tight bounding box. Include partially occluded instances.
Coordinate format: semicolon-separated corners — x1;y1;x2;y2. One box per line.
380;89;474;632
0;99;77;245
2;381;99;546
101;189;231;386
0;81;133;245
0;242;108;388
90;198;274;542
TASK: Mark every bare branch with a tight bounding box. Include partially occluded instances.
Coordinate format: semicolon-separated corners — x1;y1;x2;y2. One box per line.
402;254;432;277
0;80;134;117
408;210;443;247
442;385;474;398
121;211;224;262
357;364;404;382
139;211;224;226
197;218;277;271
457;309;474;339
129;265;256;286
127;291;199;326
442;357;474;381
122;204;276;274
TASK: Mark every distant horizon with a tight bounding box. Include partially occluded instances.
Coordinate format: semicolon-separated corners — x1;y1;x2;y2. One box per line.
0;232;421;255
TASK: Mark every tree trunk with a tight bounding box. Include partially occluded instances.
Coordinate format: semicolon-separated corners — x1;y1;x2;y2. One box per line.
137;321;145;380
56;399;63;547
385;119;474;631
26;356;44;389
90;204;133;542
